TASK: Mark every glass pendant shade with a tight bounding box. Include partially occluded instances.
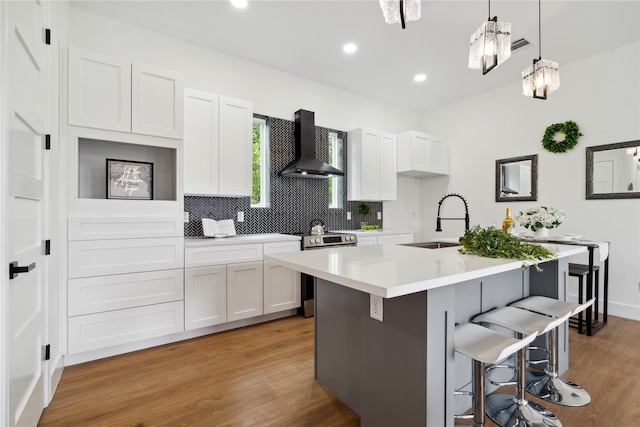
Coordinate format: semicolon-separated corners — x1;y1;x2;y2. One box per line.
468;18;511;74
522;58;560;99
379;0;421;27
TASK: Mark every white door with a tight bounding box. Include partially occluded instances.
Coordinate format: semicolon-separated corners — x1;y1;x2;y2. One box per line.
4;0;49;426
593;160;614;193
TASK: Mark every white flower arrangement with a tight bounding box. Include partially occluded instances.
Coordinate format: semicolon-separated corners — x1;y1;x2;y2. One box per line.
516;206;565;232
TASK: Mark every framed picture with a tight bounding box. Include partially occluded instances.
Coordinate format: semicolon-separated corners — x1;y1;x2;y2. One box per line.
106;159;153;200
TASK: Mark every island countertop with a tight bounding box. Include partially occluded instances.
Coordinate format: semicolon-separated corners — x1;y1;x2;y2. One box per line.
264;243;586;298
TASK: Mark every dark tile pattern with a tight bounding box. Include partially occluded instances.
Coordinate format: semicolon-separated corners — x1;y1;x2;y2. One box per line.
184;115;383;236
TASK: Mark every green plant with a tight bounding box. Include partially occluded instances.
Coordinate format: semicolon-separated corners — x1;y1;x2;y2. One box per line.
458;226;556;271
357;202;371;215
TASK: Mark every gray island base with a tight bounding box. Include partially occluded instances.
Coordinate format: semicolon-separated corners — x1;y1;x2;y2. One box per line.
265;244;585;426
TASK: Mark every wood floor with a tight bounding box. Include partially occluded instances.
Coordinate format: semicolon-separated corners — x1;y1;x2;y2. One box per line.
39;315;640;427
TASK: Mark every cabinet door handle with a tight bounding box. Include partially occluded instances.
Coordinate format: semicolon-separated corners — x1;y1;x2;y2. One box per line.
9;261;36;280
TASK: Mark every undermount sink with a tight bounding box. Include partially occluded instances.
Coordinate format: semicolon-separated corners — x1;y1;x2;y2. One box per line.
401;241;461;249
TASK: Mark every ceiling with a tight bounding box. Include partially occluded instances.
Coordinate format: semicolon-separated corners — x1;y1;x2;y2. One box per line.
70;0;640;113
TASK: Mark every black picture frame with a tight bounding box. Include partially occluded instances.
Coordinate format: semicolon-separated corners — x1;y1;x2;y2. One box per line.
106;159;153;200
495;154;538;202
586;140;640;199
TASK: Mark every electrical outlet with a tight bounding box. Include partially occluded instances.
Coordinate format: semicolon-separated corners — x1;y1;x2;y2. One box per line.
347;211;352;220
237;211;245;222
183;212;189;223
370;294;383;322
377;211;382;220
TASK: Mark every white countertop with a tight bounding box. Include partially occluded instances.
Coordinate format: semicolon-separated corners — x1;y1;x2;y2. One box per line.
265;243;587;298
185;233;301;247
333;229;413;236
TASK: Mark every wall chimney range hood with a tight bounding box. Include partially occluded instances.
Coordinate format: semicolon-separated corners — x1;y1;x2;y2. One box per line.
279;109;344;179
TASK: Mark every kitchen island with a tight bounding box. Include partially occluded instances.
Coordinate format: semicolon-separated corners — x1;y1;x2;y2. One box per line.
265;243;586;426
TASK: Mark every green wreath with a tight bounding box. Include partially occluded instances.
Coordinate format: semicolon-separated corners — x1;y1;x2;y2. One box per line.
542;120;582;153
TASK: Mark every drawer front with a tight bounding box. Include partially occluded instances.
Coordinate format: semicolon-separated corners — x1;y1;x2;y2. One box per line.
377;234;414;245
263;241;301;255
68;269;184;316
69;237;184;278
69;216;183;240
68;301;184;354
185;243;263;268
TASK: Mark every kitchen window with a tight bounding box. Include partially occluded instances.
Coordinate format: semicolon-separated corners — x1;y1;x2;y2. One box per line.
328;131;343;209
251;117;269;207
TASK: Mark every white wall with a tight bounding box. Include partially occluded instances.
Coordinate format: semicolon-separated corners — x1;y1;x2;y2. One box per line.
419;41;640;320
68;8;420;134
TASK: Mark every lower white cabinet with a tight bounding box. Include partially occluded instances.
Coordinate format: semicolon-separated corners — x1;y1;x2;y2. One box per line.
68;301;184;354
263;241;301;314
357;233;414;246
227;261;264;322
184;265;227;330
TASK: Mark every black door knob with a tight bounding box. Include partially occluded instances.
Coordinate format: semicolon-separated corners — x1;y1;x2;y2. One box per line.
9;261;36;280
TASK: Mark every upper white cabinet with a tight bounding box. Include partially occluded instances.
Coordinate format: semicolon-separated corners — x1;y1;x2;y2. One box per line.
184;89;253;196
347;127;397;201
68;47;184;139
397;131;449;177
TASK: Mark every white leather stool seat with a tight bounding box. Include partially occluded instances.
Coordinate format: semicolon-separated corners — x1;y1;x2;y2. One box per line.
455;323;537;364
510;296;595;318
473;306;571;336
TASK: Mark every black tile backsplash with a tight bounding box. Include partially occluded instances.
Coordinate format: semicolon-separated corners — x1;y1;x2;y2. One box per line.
184;115;382;236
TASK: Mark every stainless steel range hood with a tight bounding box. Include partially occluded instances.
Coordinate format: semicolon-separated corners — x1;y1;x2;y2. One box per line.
279;109;344;179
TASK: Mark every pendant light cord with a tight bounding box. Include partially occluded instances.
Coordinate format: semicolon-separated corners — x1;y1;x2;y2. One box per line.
538;0;542;60
400;0;406;29
488;0;491;20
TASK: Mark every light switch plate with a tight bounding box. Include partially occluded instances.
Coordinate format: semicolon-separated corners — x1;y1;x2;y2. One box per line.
237;211;245;222
347;212;352;220
377;212;382;220
183;212;189;223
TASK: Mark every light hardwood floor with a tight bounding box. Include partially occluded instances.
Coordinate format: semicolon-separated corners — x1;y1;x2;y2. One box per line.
39;315;640;427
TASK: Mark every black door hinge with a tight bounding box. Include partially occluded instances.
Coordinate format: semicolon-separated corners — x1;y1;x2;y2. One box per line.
45;29;51;45
45;134;51;150
44;344;51;361
45;240;51;255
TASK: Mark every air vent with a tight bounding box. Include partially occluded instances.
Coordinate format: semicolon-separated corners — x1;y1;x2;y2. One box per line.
511;37;532;52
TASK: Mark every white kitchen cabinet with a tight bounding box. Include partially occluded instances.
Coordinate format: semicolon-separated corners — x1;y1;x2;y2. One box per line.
184;265;227;330
397;130;449;177
227;261;264;322
356;235;379;246
263;241;301;314
347;127;397;201
356;233;414;246
184;89;253;196
68;46;184;139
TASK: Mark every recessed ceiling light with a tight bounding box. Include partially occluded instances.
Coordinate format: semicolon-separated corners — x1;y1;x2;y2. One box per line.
414;74;427;82
230;0;248;9
343;43;358;54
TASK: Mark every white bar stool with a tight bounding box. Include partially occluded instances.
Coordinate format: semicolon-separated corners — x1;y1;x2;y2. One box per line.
473;307;571;427
454;323;537;427
510;296;595;406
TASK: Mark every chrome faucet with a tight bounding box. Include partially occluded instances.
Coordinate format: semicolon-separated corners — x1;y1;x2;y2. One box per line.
436;193;470;232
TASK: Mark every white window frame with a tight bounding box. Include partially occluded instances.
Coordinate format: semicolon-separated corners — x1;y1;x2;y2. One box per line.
251;118;269;208
328;131;343;209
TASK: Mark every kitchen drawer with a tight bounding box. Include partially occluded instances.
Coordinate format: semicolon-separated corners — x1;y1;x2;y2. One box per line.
263;241;301;254
185;243;263;268
68;301;184;354
68;269;184;316
68;237;184;278
68;216;183;240
378;234;413;245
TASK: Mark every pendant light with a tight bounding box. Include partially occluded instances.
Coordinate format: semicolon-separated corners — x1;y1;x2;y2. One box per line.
468;0;511;74
522;0;560;99
379;0;421;29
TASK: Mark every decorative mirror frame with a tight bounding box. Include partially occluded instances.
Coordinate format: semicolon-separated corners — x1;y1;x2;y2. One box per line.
586;140;640;199
495;154;538;202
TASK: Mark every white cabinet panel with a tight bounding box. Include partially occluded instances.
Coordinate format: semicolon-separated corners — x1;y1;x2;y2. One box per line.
357;236;378;246
68;301;184;354
397;130;449;177
348;127;397;201
68;47;131;132
132;62;184;139
185;243;263;268
68;216;183;240
264;262;300;314
263;241;301;255
227;261;263;322
218;96;253;196
184;91;252;196
68;269;184;316
68;237;184;278
377;234;414;245
184;90;219;195
184;266;227;330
